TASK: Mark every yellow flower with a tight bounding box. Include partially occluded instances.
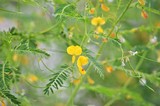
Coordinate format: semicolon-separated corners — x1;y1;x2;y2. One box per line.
77;56;89;75
130;28;138;33
27;74;38;83
89;8;95;14
138;0;145;6
101;3;110;12
96;26;104;34
67;45;82;63
91;17;105;26
87;76;95;85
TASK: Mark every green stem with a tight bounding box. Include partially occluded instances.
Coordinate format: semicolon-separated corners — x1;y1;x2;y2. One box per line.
135;51;147;70
107;0;133;37
2;61;8;89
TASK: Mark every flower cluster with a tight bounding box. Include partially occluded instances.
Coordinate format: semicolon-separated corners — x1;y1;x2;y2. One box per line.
67;45;88;75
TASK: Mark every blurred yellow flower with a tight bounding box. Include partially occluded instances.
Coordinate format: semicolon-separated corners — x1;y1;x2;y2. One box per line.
91;17;105;26
101;3;110;12
77;56;88;75
13;53;29;65
72;77;81;85
1;100;5;106
138;0;145;6
106;66;113;73
87;76;95;85
89;8;95;14
13;53;18;62
94;35;99;39
67;45;82;63
96;26;104;34
27;74;38;83
125;95;132;100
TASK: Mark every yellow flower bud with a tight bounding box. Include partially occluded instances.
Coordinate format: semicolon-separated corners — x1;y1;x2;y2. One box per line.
87;76;95;85
96;26;104;34
101;3;110;12
72;55;76;64
1;100;5;106
105;66;113;73
27;74;38;83
89;8;95;14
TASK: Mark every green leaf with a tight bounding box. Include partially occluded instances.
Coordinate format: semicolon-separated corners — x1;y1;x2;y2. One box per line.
85;85;154;106
0;90;21;106
0;64;20;89
29;49;50;57
43;65;71;95
86;54;104;78
85;84;119;97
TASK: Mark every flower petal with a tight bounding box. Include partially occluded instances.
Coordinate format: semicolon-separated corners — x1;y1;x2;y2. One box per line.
77;56;88;66
72;55;76;63
75;46;82;55
97;17;105;25
91;17;98;26
96;26;104;34
67;45;75;55
78;66;86;75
